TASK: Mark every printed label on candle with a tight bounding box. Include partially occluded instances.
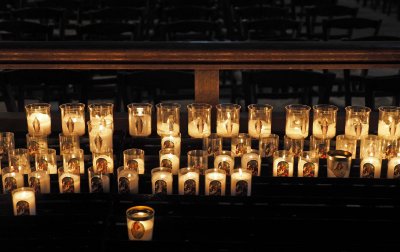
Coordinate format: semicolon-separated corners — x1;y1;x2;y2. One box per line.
161;159;172;169
362;163;375;178
62;176;75;193
318;143;327;159
163;140;175;149
29;177;41;193
184;179;196;195
235;180;248;196
217;161;231;175
331;161;347;177
37;158;49;171
94;134;104;150
4;177;17;193
33;117;41;133
91;177;103;193
127;160;139;171
277;161;289;177
131;221;145;239
289;142;302;156
385;144;396;159
355;123;362;137
234;143;246;156
119;177;130;194
28;140;40;155
68;158;81;173
95;158;109;173
155;180;167;194
246;160;258;176
135;117;144;133
16;201;30;216
394;164;400;178
303;162;315;177
61;140;74;153
262;143;276;157
66;117;74;133
209;180;221;196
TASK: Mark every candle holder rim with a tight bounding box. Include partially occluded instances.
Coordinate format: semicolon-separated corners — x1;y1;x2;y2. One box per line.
336;134;358;140
312;104;338;111
205;168;226;175
124;148;145;155
88;166;110;176
179;167;200;174
9;148;29;155
59;103;85;110
187;103;212;110
88;102;114;109
0;132;14;137
1;166;22;174
285;104;311;111
232;168;252;175
160;132;181;137
360;134;381;141
327;150;352;159
345;105;371;113
127;102;153;108
159;148;176;155
11;186;35;195
126;206;155;221
247;104;273;111
155;102;181;109
273;150;294;158
216;103;241;110
214;150;232;156
61;147;84;155
151;167;172;174
378;106;400;112
25;103;51;111
187;149;208;156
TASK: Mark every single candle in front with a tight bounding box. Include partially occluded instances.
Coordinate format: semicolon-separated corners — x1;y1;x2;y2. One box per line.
126;206;155;241
12;188;36;216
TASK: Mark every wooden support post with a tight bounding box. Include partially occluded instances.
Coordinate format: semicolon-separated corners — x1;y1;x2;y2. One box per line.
194;70;219;106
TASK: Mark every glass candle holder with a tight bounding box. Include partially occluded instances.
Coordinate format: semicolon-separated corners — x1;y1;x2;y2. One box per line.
345;106;371;140
273;150;294;177
327;150;352;178
241;150;261;176
26;133;48;156
88;167;110;193
283;135;304;157
187;103;212;138
117;166;139;194
285;104;310;139
360;135;382;159
88;103;114;124
159;148;179;175
187;150;208;175
128;103;152;137
378;106;400;140
335;134;357;159
29;167;50;194
58;167;80;193
205;168;226;196
230;168;252;196
151;167;173;195
216;103;240;138
387;155;400;179
203;133;222;156
92;148;114;174
88;120;113;152
381;138;400;160
214;150;234;175
360;155;382;178
35;148;57;174
2;167;24;194
12;187;36;216
298;151;319;177
126;206;155;241
0;132;15;159
309;135;330;159
312;104;338;139
156;103;180;136
25;103;51;136
123;148;145;174
8;148;30;174
62;148;85;174
259;133;279;158
178;167;200;195
59;103;86;136
231;133;251;157
161;132;181;156
59;133;80;155
248;104;272;139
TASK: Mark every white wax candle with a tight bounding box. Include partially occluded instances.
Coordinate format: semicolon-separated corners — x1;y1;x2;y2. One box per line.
241;153;261;176
127;213;154;240
29;170;50;193
94;155;114;174
161;135;181;155
273;157;294;177
151;171;173;195
63;156;85;174
157;122;180;136
178;171;199;195
345;119;369;139
118;169;139;194
214;155;234;175
159;154;180;175
48;164;58;175
285;127;308;139
205;172;226;196
216;121;239;137
89;174;110;193
248;119;271;138
297;159;319;177
129;114;151;136
2;172;24;194
360;156;382;178
62;115;85;136
12;190;36;216
188;119;211;138
231;144;251;157
91;114;113;125
312;119;336;139
126;158;145;174
27;112;51;135
59;173;81;193
378;120;400;139
388;157;400;179
89;125;113;152
230;170;252;196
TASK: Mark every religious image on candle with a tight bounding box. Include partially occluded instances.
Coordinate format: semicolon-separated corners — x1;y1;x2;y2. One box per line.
259;133;279;158
230;169;252;196
178;167;200;195
25;103;52;136
8;148;30;174
124;148;145;174
59;133;80;155
2;167;24;194
62;148;85;174
205;168;226;196
128;103;152;137
187;103;212;138
159;148;180;175
12;187;36;216
247;104;272;139
29;169;51;193
126;206;155;241
88;103;114;124
203;133;222;156
327;150;352;178
93;149;114;174
285;104;310;139
344;106;371;139
156;103;180;136
88;120;113;153
283;135;304;158
117;167;139;194
214;150;234;175
58;167;81;193
387;156;400;179
88;167;110;193
26;134;48;156
60;103;86;136
312;104;338;139
35;148;57;174
151;167;173;195
360;156;382;178
161;133;181;156
273;150;294;177
187;150;208;175
298;151;319;177
241;150;261;176
216;103;240;137
378;106;400;140
231;133;251;157
309;136;330;159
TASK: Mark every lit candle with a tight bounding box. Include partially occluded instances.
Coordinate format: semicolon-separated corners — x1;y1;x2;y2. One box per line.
12;187;36;216
205;168;226;196
62;149;85;174
88;121;113;152
284;135;304;157
259;133;279;158
156;103;180;136
378;106;400;139
336;135;357;159
27;112;51;136
29;170;50;193
344;106;370;140
187;150;208;174
187;103;212;138
387;156;400;179
117;167;139;194
188;118;211;138
214;151;234;175
58;171;81;193
2;169;24;194
285;126;308;139
327;150;352;178
93;154;114;174
126;158;145;174
159;150;180;175
88;170;110;193
241;150;261;176
35;148;57;174
178;168;200;195
230;169;252;196
151;167;173;195
231;133;251;157
26;134;48;156
161;133;181;156
360;156;382;178
126;206;155;241
273;150;294;177
298;151;319;177
60;103;86;136
216;119;239;137
216;103;241;138
285;104;310;139
312;119;336;139
248;119;271;139
128;103;152;137
123;148;145;174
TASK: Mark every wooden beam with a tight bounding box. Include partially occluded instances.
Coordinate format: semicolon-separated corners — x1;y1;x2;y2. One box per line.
195;70;219;107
